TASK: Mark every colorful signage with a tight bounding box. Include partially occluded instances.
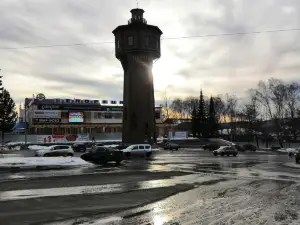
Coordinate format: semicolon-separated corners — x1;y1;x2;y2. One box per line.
69;112;84;123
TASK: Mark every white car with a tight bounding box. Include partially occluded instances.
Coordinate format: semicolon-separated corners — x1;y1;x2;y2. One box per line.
213;146;238;157
122;144;152;157
35;145;74;157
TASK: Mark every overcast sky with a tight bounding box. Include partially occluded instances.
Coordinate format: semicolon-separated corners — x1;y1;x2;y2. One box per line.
1;0;300;105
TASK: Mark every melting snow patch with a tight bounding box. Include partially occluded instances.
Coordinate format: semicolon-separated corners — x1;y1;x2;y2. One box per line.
284;162;300;169
0;157;92;170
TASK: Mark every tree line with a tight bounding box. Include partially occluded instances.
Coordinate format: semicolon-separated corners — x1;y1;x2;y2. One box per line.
163;78;300;147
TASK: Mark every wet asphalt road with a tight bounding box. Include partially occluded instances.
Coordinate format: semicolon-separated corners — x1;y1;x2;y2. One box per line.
1;149;300;225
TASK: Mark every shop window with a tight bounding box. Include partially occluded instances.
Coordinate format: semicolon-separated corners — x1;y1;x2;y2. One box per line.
105;112;112;119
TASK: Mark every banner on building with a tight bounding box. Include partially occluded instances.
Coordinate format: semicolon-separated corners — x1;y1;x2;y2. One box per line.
32;118;61;123
33;110;61;118
37;133;89;143
168;131;188;140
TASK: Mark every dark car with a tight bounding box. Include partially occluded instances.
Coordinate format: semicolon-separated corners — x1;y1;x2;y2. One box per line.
72;143;87;152
203;143;220;151
294;149;300;163
234;144;245;152
115;143;130;150
163;142;180;150
243;143;257;151
80;146;123;164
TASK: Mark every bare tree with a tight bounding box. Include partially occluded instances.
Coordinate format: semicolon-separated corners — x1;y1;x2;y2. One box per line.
182;96;198;118
285;82;300;140
255;78;287;147
170;98;184;119
226;94;238;141
212;96;225;123
162;88;172;120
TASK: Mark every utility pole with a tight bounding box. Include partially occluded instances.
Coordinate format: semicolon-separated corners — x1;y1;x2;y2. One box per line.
0;71;3;148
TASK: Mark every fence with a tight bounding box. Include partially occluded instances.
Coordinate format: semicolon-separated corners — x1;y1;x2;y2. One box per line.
1;133;122;144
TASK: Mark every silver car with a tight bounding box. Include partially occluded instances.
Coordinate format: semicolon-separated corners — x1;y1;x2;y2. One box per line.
35;145;74;157
213;146;238;157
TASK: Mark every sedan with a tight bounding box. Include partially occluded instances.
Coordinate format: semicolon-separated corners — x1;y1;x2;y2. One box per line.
80;146;123;164
213;146;238;157
35;145;74;157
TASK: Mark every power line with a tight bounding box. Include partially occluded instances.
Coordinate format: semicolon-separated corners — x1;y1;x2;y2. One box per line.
162;28;300;40
0;28;299;50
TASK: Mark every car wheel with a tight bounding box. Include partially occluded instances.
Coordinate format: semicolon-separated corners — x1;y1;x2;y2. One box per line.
176;148;179;151
115;160;121;165
233;153;237;157
227;154;230;157
220;153;225;156
125;152;131;158
213;153;217;156
44;153;50;157
146;152;152;158
67;153;73;157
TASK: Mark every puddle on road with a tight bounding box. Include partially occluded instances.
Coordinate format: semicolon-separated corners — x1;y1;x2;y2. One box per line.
0;174;225;201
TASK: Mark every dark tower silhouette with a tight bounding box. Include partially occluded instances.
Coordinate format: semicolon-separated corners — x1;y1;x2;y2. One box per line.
113;9;162;144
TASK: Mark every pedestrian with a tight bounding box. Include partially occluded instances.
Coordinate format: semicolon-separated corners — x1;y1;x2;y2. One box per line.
92;136;95;142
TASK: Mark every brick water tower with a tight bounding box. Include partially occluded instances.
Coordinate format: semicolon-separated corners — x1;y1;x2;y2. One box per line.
113;9;162;144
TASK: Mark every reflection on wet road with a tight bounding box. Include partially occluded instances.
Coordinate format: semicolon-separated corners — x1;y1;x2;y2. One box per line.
2;150;300;225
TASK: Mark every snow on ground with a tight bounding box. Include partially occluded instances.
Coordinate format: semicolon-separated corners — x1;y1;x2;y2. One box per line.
28;145;50;150
0;157;92;169
284;162;300;169
0;154;21;158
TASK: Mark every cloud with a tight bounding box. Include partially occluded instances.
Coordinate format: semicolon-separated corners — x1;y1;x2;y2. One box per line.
1;0;300;106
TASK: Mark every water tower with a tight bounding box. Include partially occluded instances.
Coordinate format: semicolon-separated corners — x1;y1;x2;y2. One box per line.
113;9;162;144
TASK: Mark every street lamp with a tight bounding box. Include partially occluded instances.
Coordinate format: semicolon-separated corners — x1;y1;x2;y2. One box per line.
24;98;34;144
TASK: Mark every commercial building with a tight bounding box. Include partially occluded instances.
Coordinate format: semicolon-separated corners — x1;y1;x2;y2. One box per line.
24;94;164;136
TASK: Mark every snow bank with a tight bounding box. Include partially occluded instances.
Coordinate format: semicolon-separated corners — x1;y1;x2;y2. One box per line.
277;148;298;153
0;157;92;171
284;162;300;169
28;145;50;150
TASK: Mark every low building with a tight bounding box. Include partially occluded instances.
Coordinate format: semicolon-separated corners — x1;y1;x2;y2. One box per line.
24;94;165;137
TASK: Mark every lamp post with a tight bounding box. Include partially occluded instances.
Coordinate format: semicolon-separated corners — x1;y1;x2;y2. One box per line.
25;98;34;144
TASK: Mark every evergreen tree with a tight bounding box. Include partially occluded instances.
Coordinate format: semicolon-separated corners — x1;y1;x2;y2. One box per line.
207;96;218;137
197;89;207;137
191;104;197;137
0;89;17;144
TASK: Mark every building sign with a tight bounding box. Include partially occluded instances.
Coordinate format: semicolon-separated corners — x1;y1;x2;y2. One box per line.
36;93;46;101
168;131;188;140
33;110;61;118
37;105;60;110
32;118;61;123
100;106;123;112
37;133;89;143
69;112;84;123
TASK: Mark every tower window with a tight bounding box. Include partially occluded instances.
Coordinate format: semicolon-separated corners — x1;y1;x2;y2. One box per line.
144;36;150;46
128;36;133;45
117;40;120;48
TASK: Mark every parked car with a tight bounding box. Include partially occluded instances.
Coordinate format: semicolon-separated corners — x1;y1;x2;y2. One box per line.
294;149;300;163
163;142;180;150
114;143;131;150
213;146;238;157
203;143;221;151
72;143;87;152
80;146;123;164
243;143;257;151
233;144;245;152
35;145;74;157
122;144;152;158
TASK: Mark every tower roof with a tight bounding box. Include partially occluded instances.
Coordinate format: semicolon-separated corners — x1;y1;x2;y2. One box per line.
129;8;147;24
